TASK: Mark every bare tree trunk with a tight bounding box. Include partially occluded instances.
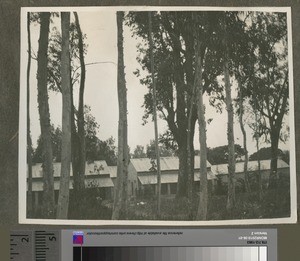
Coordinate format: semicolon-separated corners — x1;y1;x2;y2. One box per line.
237;79;250;193
27;12;33;217
194;38;208;220
71;86;81;192
148;11;162;219
223;20;235;211
37;12;55;218
269;128;280;189
176;142;188;198
57;12;72;219
255;134;262;200
187;89;197;205
70;76;84;217
185;28;196;207
112;11;128;220
254;102;262;200
74;12;86;189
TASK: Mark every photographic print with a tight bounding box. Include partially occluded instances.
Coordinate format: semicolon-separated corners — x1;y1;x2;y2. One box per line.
19;6;297;225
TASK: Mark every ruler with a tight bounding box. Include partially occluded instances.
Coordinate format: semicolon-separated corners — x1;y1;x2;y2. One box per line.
10;231;33;260
10;231;60;261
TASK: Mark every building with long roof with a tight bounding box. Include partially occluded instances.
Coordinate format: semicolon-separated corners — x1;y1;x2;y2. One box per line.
28;160;114;208
211;159;290;187
130;156;216;196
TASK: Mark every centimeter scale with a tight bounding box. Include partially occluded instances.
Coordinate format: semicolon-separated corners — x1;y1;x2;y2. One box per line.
10;230;59;260
10;229;276;261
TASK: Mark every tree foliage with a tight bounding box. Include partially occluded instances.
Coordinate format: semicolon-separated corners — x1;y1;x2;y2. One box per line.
131;145;147;158
86;136;117;166
146;139;175;158
126;11;224;197
207;144;246;165
249;147;288;162
46;17;88;92
32;125;62;163
243;12;288;187
33;107;117;166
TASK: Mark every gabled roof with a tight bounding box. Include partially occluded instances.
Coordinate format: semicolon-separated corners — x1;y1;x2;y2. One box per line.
138;169;216;185
138;173;178;185
211;159;289;175
130;156;212;173
30;160;110;178
29;177;114;191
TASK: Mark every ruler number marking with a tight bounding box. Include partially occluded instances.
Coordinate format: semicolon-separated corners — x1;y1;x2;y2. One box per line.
49;236;56;241
21;237;29;243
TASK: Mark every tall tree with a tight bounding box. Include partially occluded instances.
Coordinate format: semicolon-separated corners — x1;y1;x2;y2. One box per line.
148;11;162;218
194;16;208;220
232;13;255;194
237;79;250;193
126;12;193;198
36;12;55;218
74;12;86;192
57;12;72;219
27;12;33;217
248;12;289;189
126;12;221;199
222;13;236;211
45;18;87;195
112;11;129;220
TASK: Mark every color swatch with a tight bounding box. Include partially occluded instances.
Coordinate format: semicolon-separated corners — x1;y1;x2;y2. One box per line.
73;246;267;261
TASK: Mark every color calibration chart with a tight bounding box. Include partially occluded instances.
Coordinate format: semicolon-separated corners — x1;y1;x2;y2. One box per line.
11;229;276;261
73;246;267;261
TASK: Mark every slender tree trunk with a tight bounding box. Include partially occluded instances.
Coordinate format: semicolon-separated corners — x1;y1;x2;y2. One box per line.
269;128;280;189
177;142;188;198
70;84;81;193
187;102;195;203
148;11;162;218
122;115;129;218
186;109;197;216
74;12;86;189
112;11;128;220
173;18;188;199
27;12;33;217
185;27;196;205
70;14;85;216
37;12;55;218
237;79;250;193
57;12;72;219
194;39;208;220
223;20;235;211
254;102;262;199
255;133;262;200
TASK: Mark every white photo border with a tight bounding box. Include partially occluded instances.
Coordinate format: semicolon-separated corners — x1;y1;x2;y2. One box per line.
19;6;297;225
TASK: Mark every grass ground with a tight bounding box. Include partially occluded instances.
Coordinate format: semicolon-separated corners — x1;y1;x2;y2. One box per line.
125;186;290;221
30;176;291;221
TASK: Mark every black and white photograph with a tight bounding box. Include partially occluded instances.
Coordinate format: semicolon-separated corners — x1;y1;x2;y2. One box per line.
19;6;297;225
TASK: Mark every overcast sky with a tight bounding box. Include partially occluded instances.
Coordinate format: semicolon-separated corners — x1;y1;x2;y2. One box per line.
27;10;290;156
